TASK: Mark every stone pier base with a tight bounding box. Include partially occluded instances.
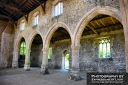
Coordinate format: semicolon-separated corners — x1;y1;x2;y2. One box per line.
40;64;49;74
24;64;30;71
12;63;18;68
69;68;82;81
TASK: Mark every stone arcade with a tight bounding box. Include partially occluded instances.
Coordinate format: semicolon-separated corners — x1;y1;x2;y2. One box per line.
0;0;128;81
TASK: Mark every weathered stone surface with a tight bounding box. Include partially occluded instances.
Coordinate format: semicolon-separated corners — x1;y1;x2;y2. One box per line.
0;22;14;68
30;44;43;67
49;40;71;69
47;32;125;73
0;0;126;75
79;33;125;72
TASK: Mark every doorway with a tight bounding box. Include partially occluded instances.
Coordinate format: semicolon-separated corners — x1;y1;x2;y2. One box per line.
62;50;69;69
19;40;26;68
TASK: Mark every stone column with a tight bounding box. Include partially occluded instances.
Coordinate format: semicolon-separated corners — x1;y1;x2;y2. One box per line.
70;45;81;81
0;33;7;68
12;50;19;68
40;48;49;74
24;48;31;71
0;32;14;68
119;0;128;72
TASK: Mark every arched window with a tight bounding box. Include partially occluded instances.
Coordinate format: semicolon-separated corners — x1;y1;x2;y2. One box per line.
32;13;39;26
48;47;52;59
20;42;26;55
20;20;25;31
98;38;111;58
84;0;96;2
62;50;69;69
52;2;63;17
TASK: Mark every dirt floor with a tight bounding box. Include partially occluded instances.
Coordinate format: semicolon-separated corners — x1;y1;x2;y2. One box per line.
0;68;86;85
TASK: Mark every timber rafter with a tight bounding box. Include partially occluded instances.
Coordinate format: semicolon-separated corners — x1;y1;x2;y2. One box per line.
0;0;47;21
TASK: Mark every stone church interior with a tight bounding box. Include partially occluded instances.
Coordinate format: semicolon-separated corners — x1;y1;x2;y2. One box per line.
0;0;128;84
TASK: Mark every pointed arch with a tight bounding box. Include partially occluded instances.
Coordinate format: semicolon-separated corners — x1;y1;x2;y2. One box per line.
62;49;70;69
44;22;72;48
14;35;26;51
74;6;122;46
62;49;69;56
12;35;26;68
27;31;43;50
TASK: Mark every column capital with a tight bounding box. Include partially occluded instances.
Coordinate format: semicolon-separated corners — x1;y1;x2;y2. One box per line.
26;48;31;52
124;0;128;3
14;47;19;52
71;45;80;50
13;50;19;54
42;48;49;52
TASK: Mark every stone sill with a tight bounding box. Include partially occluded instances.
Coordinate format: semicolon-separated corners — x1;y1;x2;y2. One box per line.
32;25;37;29
98;57;113;61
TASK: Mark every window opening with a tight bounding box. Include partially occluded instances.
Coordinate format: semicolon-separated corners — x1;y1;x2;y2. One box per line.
32;14;39;26
20;21;25;31
48;47;52;59
52;2;63;17
20;42;26;55
99;38;111;58
64;54;69;69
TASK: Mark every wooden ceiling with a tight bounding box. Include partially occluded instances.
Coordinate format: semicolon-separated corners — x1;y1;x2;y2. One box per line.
0;0;47;21
0;1;123;43
51;27;70;43
32;34;43;44
50;14;123;42
82;14;123;36
30;14;123;43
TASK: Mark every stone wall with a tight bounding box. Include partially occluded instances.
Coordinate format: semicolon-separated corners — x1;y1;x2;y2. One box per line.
15;0;120;41
79;32;125;72
49;40;71;69
0;37;1;66
49;32;125;72
12;0;122;71
30;44;43;67
0;20;9;36
45;31;125;72
0;22;14;68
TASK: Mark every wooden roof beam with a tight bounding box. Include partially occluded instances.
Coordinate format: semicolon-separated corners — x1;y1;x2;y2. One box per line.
0;14;12;20
0;2;25;15
36;0;46;14
90;22;97;29
95;21;101;27
0;9;10;16
87;24;99;35
25;14;29;23
9;0;27;17
91;16;110;22
110;17;119;30
110;17;115;24
41;2;46;14
100;19;105;26
19;0;27;7
96;23;121;30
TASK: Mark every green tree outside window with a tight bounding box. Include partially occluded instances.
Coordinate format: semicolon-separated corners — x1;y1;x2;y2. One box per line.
48;47;52;59
20;42;26;55
99;39;111;58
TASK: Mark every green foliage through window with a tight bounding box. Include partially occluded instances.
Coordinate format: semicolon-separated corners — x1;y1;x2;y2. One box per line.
20;42;26;55
48;47;52;59
99;38;111;58
65;54;69;60
65;54;69;69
